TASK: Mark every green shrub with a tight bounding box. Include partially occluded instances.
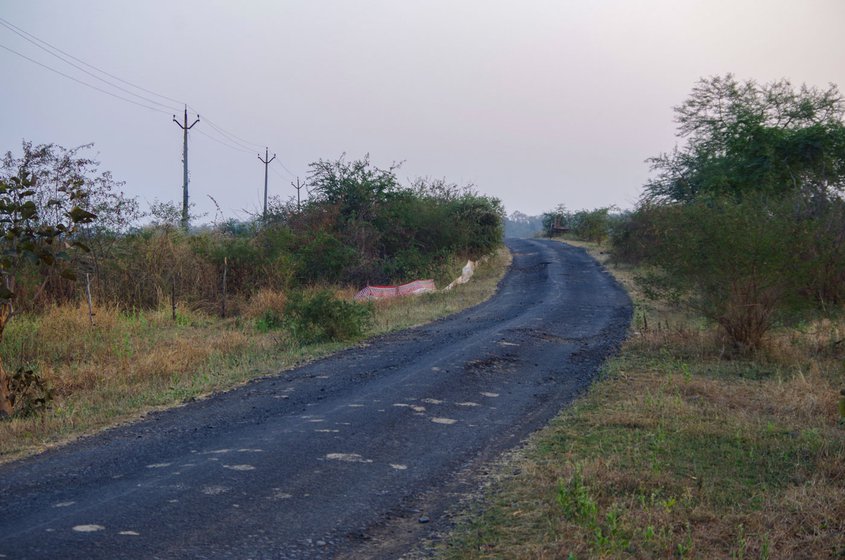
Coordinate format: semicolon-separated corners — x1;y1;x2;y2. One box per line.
627;196;803;349
284;290;372;344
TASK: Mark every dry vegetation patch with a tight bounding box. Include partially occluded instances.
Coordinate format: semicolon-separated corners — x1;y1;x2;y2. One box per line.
0;247;511;462
441;241;844;560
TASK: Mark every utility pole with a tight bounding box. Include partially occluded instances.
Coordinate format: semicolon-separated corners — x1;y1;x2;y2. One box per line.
172;106;200;229
291;177;304;212
258;147;276;220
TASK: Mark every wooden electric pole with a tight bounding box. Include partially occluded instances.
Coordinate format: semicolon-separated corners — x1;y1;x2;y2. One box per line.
172;106;200;229
258;147;276;219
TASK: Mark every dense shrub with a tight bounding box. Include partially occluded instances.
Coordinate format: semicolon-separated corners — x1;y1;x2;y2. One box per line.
612;75;845;350
284;290;372;343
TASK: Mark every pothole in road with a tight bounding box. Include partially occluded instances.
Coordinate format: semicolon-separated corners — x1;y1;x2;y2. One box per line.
464;355;517;374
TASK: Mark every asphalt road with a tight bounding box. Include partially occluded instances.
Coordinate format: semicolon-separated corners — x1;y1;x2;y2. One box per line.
0;238;631;559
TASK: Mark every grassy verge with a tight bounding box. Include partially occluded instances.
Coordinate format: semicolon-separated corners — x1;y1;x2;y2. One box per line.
0;248;511;463
441;240;844;559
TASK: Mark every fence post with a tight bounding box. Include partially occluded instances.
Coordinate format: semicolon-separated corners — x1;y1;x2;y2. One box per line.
171;275;177;321
85;273;95;327
221;257;228;319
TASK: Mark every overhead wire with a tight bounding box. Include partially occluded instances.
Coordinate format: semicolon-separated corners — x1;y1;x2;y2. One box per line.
191;110;266;151
189;107;300;177
0;16;185;108
1;16;301;179
194;129;254;155
273;158;298;178
0;42;172;115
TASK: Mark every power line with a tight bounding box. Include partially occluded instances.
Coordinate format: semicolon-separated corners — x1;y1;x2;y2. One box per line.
269;165;288;180
192;110;265;151
0;42;171;115
273;158;297;177
195;129;254;154
188;107;300;176
0;15;302;202
0;16;185;108
0;18;181;112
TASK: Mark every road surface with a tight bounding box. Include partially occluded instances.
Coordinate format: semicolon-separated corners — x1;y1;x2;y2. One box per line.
0;238;631;559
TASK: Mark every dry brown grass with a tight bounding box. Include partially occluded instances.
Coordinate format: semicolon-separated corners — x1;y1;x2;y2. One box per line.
442;240;845;560
242;288;287;320
0;248;512;463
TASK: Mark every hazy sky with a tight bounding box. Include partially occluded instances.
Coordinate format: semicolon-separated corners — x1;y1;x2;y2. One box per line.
2;1;844;220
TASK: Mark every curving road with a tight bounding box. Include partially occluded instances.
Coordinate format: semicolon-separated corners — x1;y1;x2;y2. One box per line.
0;238;631;559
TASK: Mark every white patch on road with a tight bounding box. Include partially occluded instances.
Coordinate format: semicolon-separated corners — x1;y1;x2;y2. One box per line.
480;392;500;398
203;449;231;455
410;405;426;413
269;489;293;500
392;403;410;408
53;501;75;508
72;525;105;533
431;367;441;372
223;464;256;471
347;404;365;408
202;485;230;495
237;448;264;453
499;341;519;346
390;464;408;470
325;453;372;463
456;402;481;407
146;463;171;469
422;398;443;404
315;429;340;433
307;419;325;423
119;531;140;536
431;417;457;425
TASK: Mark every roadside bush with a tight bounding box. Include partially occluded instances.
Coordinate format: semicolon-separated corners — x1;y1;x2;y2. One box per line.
570;207;614;245
630;196;802;350
284;290;373;344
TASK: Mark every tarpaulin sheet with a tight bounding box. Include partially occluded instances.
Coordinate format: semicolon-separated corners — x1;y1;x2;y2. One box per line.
354;279;436;301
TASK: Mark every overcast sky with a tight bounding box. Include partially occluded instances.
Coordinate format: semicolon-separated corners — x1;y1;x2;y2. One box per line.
2;0;844;221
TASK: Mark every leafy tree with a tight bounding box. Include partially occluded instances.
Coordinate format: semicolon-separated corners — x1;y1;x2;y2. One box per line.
644;75;845;204
504;211;544;238
0;171;96;416
2;141;139;233
570;207;615;245
542;204;571;237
